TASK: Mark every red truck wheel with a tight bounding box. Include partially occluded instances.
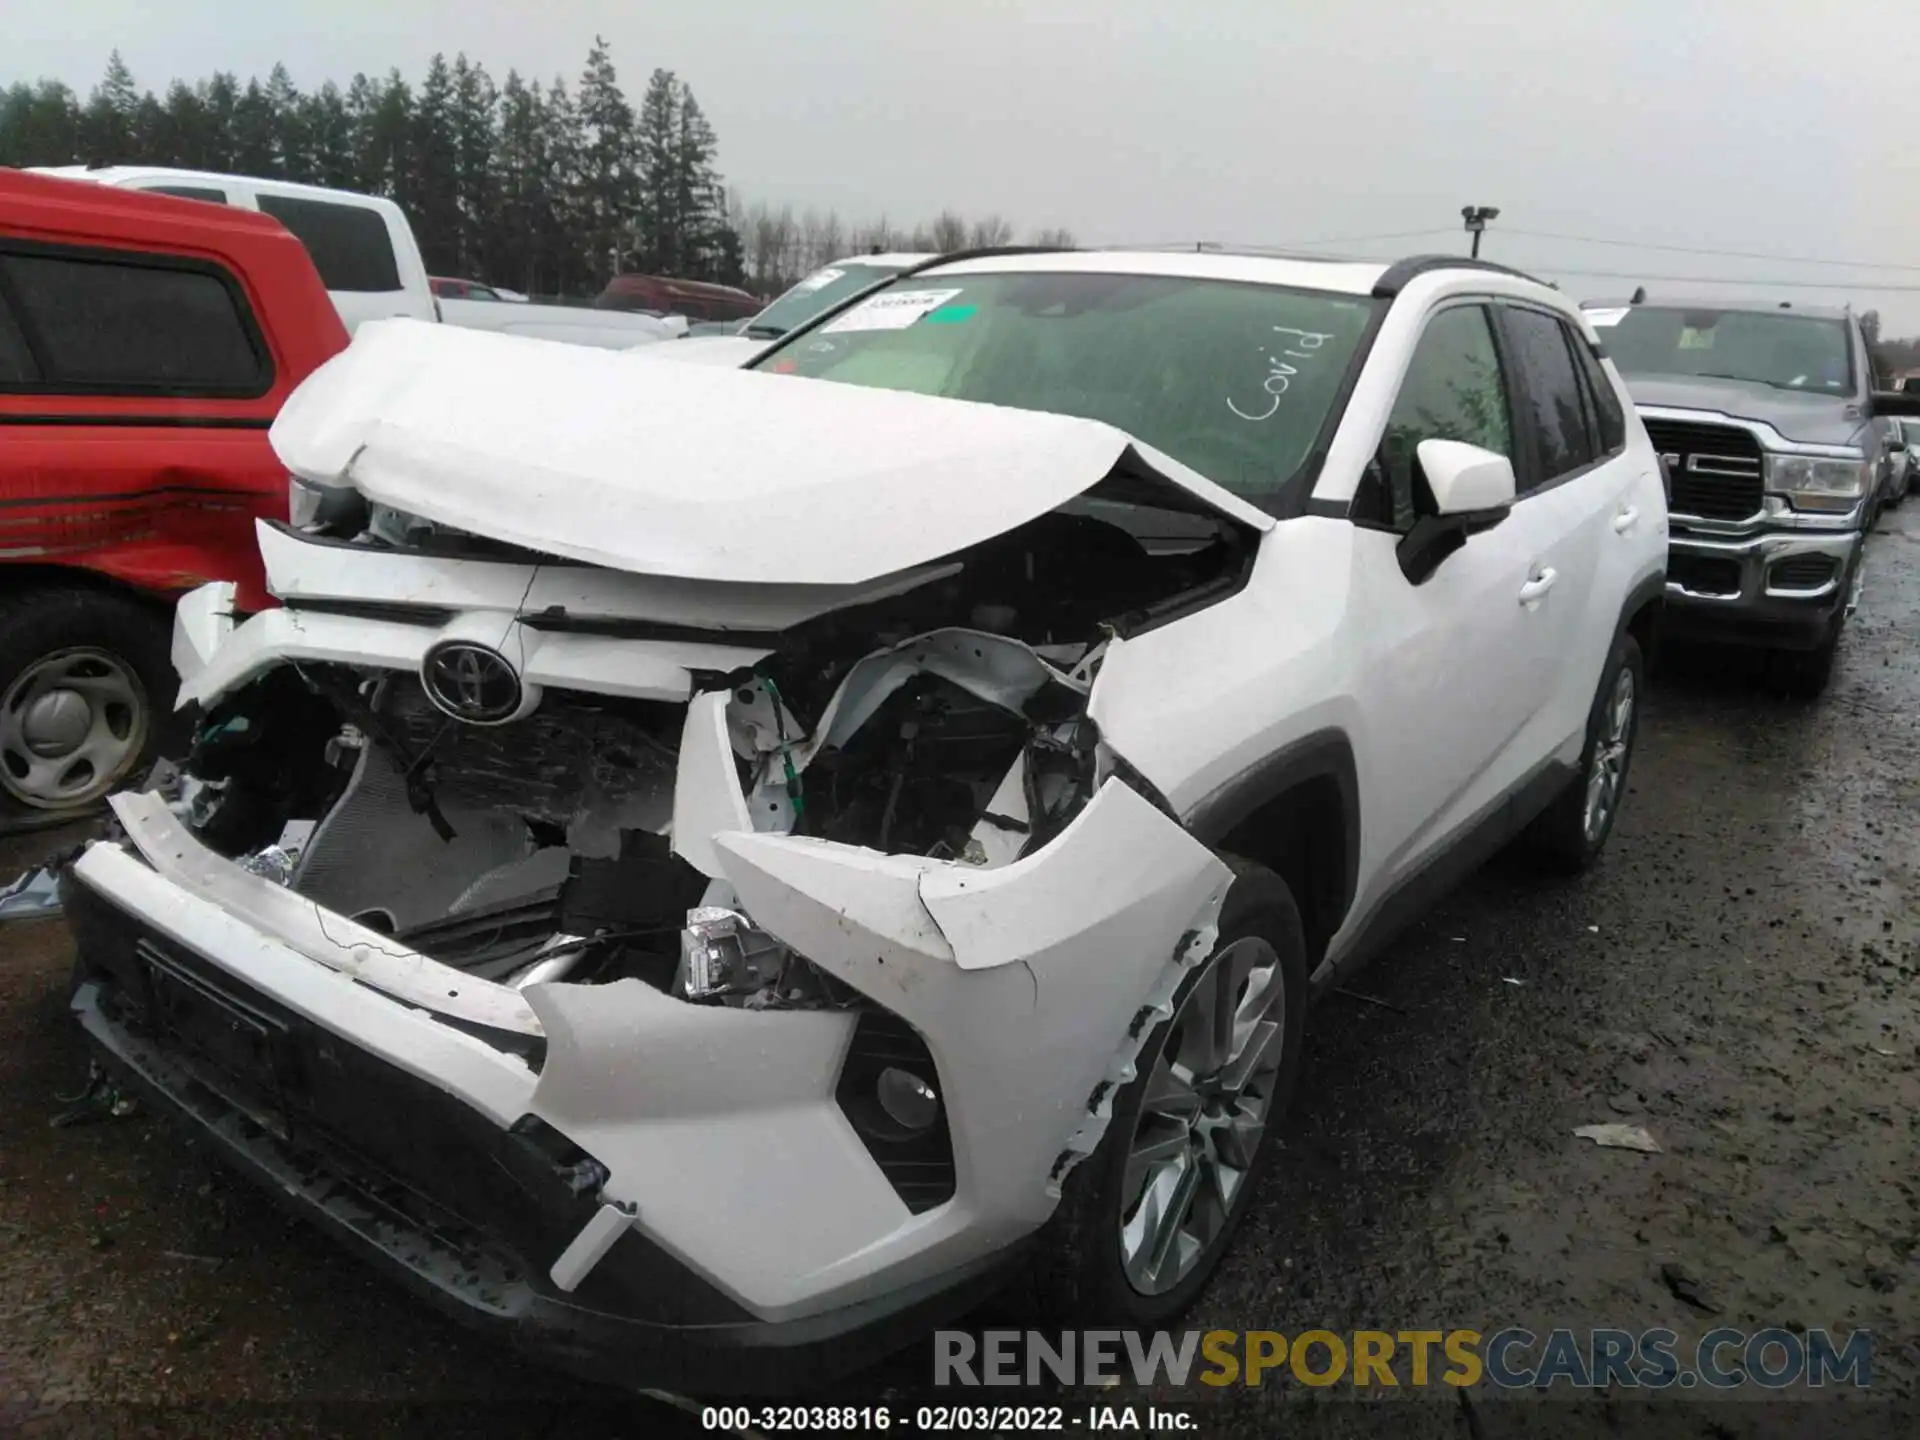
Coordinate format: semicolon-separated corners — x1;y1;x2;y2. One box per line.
0;589;176;812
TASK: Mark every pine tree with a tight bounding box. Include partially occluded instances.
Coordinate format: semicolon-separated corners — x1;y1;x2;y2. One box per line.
80;51;139;162
200;74;240;171
496;71;549;292
157;81;209;169
672;84;729;280
130;90;167;164
631;68;679;275
409;55;460;272
304;82;356;189
449;55;499;277
0;81;81;167
542;78;586;294
264;63;308;179
230;78;277;175
575;39;636;285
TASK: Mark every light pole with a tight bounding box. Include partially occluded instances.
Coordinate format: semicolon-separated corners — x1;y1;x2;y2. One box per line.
1462;205;1500;259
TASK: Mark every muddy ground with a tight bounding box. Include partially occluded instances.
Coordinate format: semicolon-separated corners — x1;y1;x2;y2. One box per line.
1;509;1916;1439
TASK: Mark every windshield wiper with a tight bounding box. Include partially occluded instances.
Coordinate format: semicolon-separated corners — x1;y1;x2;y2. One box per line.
1692;370;1819;393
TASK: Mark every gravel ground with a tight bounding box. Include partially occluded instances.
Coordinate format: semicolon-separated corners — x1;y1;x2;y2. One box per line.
1;508;1916;1439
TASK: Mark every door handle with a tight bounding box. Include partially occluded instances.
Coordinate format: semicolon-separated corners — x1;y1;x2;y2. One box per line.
1612;506;1640;534
1518;568;1558;604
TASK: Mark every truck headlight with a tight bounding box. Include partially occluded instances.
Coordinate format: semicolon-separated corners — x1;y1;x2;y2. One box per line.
1764;454;1870;512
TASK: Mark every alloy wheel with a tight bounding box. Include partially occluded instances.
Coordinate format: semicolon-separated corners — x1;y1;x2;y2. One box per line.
1118;936;1288;1296
1582;666;1635;844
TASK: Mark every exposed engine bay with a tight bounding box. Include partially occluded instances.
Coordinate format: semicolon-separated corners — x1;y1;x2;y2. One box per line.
170;493;1248;1021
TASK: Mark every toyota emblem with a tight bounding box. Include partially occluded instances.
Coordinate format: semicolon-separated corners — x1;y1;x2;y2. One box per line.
420;641;523;724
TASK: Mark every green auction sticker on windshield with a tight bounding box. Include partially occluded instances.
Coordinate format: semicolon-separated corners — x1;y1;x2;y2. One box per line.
823;288;965;334
1678;326;1716;351
926;303;978;324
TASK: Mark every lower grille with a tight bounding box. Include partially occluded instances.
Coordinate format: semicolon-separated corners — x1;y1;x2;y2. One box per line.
1770;555;1838;592
1643;419;1765;521
1668;554;1743;597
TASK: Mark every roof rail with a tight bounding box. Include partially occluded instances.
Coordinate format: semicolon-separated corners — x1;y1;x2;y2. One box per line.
1371;254;1549;298
899;244;1075;277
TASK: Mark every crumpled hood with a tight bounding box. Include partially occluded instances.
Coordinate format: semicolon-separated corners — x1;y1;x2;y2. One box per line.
270;319;1271;587
1624;373;1871;449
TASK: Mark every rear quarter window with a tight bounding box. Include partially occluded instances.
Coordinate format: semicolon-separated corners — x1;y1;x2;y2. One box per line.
0;247;270;396
255;194;402;293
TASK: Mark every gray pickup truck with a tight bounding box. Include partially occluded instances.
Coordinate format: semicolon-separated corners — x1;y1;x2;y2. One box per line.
1586;297;1910;694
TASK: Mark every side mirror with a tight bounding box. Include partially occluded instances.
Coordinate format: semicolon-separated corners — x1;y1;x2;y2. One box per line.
1417;439;1517;515
1871;390;1920;419
1396;440;1516;586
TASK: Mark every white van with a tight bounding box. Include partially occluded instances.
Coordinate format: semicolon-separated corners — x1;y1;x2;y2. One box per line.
34;166;436;332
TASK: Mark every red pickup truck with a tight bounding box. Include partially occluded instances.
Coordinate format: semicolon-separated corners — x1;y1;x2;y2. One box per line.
0;170;346;820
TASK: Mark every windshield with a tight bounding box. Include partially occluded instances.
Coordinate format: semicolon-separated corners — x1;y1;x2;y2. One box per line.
1597;305;1854;393
746;262;905;339
755;271;1379;501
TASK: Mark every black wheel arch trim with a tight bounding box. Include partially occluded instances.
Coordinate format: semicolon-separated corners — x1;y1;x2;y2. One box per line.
1180;727;1361;934
1615;569;1667;663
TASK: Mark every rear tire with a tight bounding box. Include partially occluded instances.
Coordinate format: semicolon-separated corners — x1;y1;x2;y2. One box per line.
1028;859;1309;1326
1529;632;1643;874
0;588;175;813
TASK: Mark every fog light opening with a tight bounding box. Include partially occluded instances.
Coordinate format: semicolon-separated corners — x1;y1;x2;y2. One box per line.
876;1066;940;1132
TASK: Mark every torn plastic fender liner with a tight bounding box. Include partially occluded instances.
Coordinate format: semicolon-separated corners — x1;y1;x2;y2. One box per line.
714;780;1232;1237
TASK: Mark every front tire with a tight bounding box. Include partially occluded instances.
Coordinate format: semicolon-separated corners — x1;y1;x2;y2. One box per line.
0;588;175;813
1529;632;1643;874
1029;860;1309;1325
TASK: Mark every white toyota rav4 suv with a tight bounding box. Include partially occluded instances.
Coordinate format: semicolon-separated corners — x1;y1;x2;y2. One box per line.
61;249;1668;1392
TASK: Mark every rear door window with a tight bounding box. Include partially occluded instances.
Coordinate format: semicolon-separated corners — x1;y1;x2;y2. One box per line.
1501;306;1599;489
1572;333;1628;454
0;247;269;395
255;194;401;292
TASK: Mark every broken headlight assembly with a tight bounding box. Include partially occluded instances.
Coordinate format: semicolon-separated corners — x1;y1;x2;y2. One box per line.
674;905;858;1010
676;906;956;1211
287;474;367;534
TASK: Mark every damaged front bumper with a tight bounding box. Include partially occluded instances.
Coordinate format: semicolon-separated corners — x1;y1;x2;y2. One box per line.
63;869;1023;1394
68;581;1233;1389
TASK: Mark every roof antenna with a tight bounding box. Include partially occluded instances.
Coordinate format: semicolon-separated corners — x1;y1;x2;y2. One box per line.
1630;286;1646;305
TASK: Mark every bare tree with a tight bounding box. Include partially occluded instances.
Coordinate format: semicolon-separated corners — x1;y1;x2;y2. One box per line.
967;214;1014;248
815;209;846;266
928;209;968;253
1031;225;1075;246
795;208;821;271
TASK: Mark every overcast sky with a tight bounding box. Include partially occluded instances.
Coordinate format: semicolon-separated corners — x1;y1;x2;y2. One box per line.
14;0;1920;329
